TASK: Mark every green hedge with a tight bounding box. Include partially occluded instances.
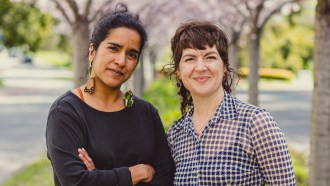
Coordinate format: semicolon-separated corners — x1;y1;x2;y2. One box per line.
142;78;181;130
240;67;296;80
290;150;309;186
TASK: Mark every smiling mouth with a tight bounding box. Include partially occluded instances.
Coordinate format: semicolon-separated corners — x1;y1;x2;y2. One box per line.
108;68;124;76
194;76;209;83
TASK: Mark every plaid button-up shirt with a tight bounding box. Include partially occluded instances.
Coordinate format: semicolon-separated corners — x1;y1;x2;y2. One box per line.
167;92;296;185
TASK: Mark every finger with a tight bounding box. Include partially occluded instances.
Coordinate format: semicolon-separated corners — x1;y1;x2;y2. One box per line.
79;154;94;170
81;148;93;162
78;153;89;164
78;148;92;162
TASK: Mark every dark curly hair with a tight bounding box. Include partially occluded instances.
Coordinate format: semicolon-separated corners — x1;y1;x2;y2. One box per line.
90;3;148;54
162;20;234;115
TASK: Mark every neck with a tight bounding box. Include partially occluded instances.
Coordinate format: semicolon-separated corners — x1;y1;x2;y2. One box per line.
192;90;224;119
191;90;225;138
83;82;125;112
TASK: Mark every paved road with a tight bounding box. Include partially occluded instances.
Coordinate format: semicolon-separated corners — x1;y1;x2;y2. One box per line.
0;52;312;184
236;89;312;153
0;54;73;184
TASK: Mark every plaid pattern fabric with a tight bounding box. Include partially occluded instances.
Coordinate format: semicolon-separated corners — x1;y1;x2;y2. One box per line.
167;92;296;185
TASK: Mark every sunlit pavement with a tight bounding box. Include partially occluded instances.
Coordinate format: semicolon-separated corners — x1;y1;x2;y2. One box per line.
0;52;73;184
0;50;312;183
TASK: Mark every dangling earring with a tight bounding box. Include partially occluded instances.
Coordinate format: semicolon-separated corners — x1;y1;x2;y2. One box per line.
124;90;134;108
84;61;95;94
176;80;182;88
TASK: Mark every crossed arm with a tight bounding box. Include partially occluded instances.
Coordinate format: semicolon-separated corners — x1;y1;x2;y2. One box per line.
77;148;155;185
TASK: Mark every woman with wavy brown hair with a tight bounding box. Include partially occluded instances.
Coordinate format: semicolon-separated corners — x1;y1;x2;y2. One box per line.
163;20;296;185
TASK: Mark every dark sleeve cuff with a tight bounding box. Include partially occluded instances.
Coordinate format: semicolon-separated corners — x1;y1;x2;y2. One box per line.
113;167;132;186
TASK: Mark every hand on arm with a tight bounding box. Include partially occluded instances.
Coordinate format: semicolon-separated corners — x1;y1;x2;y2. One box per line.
78;148;155;185
78;148;95;171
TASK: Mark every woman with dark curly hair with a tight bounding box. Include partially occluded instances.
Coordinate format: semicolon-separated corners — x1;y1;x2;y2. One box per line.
163;20;296;185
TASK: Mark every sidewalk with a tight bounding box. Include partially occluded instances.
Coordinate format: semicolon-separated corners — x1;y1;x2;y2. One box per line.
0;51;73;184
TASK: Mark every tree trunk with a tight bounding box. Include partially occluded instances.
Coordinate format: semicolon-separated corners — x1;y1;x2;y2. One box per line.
229;31;241;94
149;47;158;80
310;1;330;185
143;47;154;89
72;20;90;87
131;58;145;97
248;30;261;106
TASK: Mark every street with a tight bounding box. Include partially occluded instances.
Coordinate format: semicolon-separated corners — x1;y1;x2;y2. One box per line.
0;54;72;183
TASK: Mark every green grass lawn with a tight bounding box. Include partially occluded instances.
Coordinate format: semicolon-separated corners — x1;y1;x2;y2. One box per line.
34;50;72;69
3;158;53;186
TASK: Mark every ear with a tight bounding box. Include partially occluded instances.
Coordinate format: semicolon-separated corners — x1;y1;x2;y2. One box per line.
88;44;95;63
176;68;181;80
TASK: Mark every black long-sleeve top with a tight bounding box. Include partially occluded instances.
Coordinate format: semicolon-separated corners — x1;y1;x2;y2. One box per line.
46;91;175;186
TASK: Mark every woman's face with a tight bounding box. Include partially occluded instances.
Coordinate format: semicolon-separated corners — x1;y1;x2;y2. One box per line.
89;27;141;89
177;45;225;97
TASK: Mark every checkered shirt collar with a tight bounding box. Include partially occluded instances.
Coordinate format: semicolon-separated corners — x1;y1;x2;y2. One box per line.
174;91;238;131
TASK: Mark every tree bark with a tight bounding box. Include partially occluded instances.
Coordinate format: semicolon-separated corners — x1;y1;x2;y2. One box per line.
149;47;158;80
129;57;145;97
72;20;90;87
142;47;153;90
229;31;241;94
248;29;261;106
310;1;330;185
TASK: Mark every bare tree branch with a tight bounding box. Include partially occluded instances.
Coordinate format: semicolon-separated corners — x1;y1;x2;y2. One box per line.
84;0;93;19
65;0;80;21
244;0;253;14
89;0;116;22
259;0;297;28
51;0;73;25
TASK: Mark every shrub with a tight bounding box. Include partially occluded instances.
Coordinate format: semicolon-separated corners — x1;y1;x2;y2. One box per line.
239;67;296;80
142;78;181;130
290;150;309;186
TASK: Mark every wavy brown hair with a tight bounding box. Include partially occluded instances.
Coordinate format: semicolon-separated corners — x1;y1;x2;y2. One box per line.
162;20;234;115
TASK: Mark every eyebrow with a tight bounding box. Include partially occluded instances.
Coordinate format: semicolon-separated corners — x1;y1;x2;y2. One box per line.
181;54;196;59
205;51;218;56
107;42;140;54
108;42;122;48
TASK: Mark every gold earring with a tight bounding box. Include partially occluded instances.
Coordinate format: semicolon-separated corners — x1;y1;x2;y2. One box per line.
84;61;95;94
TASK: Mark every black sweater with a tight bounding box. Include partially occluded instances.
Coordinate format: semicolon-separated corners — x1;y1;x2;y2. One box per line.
46;91;174;186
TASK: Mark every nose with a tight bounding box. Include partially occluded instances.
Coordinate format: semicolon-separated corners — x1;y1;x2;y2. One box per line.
194;59;207;72
115;52;126;66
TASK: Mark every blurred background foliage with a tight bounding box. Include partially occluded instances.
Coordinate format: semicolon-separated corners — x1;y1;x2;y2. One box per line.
0;0;54;52
0;0;72;60
142;78;181;130
239;6;314;72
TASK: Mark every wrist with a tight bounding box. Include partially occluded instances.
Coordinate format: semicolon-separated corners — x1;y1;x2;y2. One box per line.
129;165;147;185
